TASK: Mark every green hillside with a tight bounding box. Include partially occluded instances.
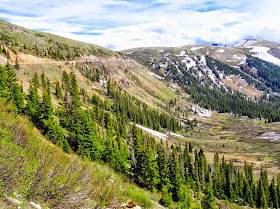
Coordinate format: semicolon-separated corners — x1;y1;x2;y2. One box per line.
0;19;119;60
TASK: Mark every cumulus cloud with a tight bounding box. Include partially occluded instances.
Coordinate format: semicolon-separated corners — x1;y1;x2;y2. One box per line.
0;0;280;50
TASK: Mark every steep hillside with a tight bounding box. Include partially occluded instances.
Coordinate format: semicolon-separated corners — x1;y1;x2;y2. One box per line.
0;19;118;62
0;101;165;209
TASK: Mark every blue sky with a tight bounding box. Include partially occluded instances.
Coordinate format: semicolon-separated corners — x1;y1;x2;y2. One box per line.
0;0;279;50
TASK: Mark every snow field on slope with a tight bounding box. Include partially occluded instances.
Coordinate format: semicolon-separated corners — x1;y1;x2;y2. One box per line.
249;46;280;66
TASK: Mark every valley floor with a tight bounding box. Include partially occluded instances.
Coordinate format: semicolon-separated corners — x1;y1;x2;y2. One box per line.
175;113;280;178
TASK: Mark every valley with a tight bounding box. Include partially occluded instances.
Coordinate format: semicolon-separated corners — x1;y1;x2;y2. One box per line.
0;20;280;209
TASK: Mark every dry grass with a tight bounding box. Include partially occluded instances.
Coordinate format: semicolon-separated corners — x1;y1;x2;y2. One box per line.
222;76;263;99
165;113;280;179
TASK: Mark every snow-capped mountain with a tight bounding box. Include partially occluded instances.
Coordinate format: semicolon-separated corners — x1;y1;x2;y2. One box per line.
121;39;280;101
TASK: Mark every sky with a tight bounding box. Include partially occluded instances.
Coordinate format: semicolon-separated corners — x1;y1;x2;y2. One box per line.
0;0;280;50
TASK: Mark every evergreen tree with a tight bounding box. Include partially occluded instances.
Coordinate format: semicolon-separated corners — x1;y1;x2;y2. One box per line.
14;57;20;70
41;73;47;88
225;164;235;203
159;185;173;207
41;88;53;120
257;179;268;209
136;148;159;191
69;72;81;108
243;177;254;207
12;83;24;113
25;73;41;125
201;181;215;209
55;81;62;100
269;177;279;209
157;143;170;191
168;146;182;201
33;72;39;88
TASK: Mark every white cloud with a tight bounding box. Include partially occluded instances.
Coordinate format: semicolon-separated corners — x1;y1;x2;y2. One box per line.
1;0;280;50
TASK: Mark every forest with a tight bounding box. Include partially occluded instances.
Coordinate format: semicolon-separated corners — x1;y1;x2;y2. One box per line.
1;63;280;208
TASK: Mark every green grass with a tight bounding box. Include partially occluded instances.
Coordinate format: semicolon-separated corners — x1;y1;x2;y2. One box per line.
0;19;119;59
0;102;157;208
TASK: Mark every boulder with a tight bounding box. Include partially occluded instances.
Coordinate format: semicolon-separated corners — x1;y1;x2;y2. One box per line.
126;201;136;208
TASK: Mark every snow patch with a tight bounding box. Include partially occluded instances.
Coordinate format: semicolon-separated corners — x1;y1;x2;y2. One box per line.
192;105;212;117
100;76;107;87
200;55;207;65
217;49;225;53
170;132;184;138
126;51;133;55
148;72;164;80
218;71;224;79
191;47;203;51
259;132;280;141
249;46;280;66
30;202;42;209
176;50;186;56
235;39;260;47
135;124;167;140
169;87;175;92
233;54;243;60
181;54;196;69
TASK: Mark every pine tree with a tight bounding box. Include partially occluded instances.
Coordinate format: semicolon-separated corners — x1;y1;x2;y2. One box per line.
157;143;170;191
12;83;24;113
213;161;222;198
69;72;81;108
55;81;62;99
62;71;70;107
25;74;41;125
14;57;20;70
41;73;47;88
159;185;173;207
201;181;216;209
225;164;235;203
183;143;191;184
168;146;182;201
137;148;159;191
0;64;14;99
33;72;39;88
41;88;53;120
269;177;279;209
257;179;268;209
243;177;254;207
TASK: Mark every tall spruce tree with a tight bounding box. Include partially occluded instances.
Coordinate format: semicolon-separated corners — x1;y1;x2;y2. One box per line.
55;81;62;100
201;181;215;209
25;73;41;125
168;146;182;201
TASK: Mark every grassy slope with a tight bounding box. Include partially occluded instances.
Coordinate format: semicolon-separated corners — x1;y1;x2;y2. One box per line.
0;19;118;58
0;20;190;117
0;102;163;209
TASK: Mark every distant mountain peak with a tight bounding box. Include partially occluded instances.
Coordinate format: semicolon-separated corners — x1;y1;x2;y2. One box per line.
235;38;262;47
